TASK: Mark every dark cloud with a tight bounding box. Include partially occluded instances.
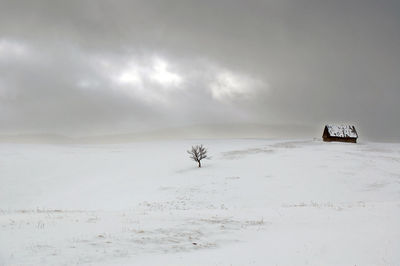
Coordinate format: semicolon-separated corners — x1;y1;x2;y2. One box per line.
0;0;399;140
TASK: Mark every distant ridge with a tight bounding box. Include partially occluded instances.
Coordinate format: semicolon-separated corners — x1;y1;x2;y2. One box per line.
0;124;316;144
0;133;73;144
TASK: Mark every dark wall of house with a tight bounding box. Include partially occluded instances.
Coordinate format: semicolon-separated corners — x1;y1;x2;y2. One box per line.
323;136;357;143
322;127;329;139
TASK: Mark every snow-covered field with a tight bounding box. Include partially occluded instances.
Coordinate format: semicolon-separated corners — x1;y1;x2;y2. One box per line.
0;139;399;265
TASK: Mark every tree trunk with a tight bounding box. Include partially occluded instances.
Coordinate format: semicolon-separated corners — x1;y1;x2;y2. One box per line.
198;161;201;168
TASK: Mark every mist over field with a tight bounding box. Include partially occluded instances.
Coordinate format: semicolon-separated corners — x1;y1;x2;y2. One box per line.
0;124;318;143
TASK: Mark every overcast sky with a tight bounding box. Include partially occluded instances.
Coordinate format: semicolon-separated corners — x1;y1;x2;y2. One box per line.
0;0;399;140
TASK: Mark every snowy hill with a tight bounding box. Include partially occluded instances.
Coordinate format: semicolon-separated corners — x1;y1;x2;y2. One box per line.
0;139;399;265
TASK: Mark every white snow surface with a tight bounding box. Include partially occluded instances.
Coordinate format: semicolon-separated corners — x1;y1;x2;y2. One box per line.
0;139;399;265
326;124;358;138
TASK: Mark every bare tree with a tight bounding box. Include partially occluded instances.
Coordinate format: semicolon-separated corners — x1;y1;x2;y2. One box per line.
187;144;208;168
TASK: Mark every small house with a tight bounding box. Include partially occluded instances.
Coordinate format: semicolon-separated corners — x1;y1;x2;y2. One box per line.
322;124;358;143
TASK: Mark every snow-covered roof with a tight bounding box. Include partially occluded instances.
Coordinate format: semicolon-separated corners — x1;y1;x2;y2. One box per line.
325;124;358;138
